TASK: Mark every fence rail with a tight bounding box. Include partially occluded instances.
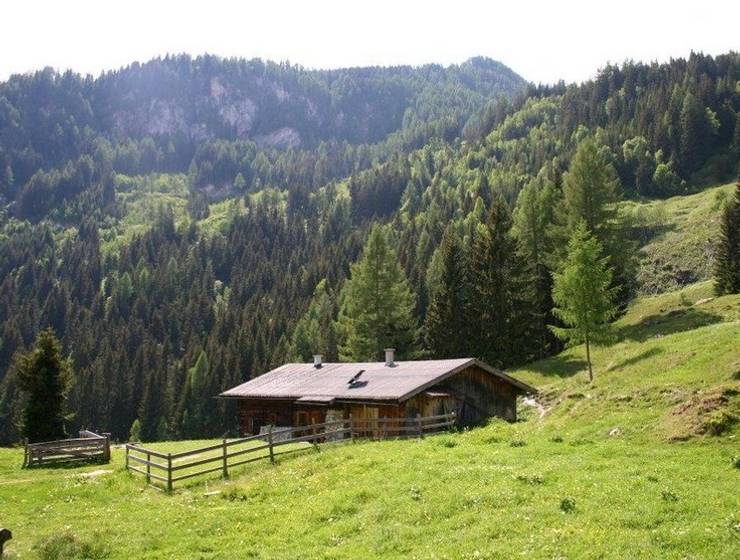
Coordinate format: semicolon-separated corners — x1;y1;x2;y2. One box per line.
125;412;456;491
24;430;111;467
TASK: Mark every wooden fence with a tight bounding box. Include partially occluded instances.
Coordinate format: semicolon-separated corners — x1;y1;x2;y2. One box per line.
24;430;111;468
125;412;456;491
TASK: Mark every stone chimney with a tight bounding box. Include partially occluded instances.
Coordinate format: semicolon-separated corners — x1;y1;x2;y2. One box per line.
384;348;396;367
313;354;323;368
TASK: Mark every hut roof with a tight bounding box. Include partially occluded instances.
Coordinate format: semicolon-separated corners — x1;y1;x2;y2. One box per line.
219;358;536;403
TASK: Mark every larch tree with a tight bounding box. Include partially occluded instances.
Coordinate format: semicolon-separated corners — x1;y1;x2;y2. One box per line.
557;137;635;305
14;328;74;443
551;222;619;383
336;225;417;361
713;182;740;295
560;138;621;241
424;227;472;358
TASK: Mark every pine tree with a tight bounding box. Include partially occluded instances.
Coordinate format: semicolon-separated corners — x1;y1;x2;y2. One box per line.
679;92;707;177
424;227;472;358
14;328;74;443
713;183;740;295
290;279;338;361
470;197;535;367
513;173;562;358
336;225;417;361
551;222;619;382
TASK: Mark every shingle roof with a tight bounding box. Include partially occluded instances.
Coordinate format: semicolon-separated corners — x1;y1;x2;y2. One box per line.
219;358;536;402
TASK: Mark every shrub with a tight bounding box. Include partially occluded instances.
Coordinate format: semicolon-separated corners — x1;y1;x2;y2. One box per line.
510;440;526;447
516;474;544;485
560;497;576;513
128;419;142;443
661;489;679;502
702;410;737;436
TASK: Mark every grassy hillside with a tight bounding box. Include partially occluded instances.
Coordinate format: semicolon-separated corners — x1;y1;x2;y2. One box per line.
1;282;738;559
623;183;736;294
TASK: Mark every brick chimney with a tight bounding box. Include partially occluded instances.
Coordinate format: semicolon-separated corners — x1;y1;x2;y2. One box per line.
313;354;323;368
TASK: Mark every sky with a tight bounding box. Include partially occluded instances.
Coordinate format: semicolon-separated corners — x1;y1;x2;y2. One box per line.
1;0;738;84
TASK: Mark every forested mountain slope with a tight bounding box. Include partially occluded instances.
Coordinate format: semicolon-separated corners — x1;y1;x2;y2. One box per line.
0;52;738;444
0;54;525;218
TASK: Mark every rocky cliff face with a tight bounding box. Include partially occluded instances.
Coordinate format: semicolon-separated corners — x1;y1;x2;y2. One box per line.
88;55;527;148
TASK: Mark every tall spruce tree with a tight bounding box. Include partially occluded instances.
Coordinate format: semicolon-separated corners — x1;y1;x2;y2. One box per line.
290;279;339;361
424;227;472;358
551;222;619;382
14;328;74;443
513;171;562;359
470;197;535;367
336;225;417;361
713;182;740;295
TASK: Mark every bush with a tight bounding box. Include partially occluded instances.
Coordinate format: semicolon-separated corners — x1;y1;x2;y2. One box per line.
128;419;142;443
661;489;679;502
560;497;576;513
510;440;526;447
516;473;544;485
702;410;737;436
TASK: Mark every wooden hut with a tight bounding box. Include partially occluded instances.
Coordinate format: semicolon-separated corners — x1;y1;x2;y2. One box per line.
219;349;536;435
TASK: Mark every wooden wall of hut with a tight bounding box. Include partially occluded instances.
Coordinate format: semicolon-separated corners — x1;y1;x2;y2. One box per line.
437;365;518;424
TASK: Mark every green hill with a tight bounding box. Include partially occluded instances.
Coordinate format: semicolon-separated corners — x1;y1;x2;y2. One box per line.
624;183;737;294
1;281;738;559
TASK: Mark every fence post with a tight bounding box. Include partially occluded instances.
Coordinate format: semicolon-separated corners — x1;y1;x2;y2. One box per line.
416;413;423;439
349;414;354;442
23;441;28;469
222;438;228;478
268;425;275;464
125;445;129;472
103;434;111;462
146;452;151;484
167;453;173;493
450;411;457;429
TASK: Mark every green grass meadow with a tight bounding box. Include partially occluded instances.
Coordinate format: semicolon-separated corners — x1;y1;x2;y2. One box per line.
1;281;739;559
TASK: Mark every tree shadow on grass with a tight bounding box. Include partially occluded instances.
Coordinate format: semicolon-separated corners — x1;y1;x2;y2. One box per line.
606;347;664;372
524;355;588;379
618;308;724;343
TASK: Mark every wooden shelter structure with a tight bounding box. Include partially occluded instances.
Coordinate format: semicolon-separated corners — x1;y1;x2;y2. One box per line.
220;350;536;436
